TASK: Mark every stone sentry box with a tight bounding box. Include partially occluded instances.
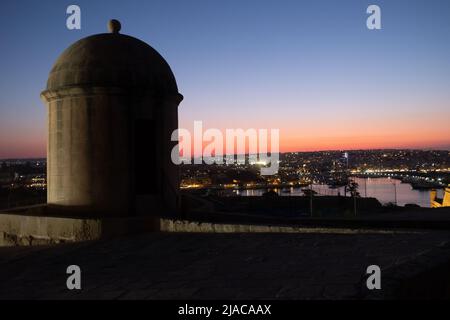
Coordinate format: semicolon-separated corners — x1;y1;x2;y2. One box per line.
40;20;183;217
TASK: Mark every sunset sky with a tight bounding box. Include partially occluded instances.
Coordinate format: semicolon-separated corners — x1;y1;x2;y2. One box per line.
1;0;449;159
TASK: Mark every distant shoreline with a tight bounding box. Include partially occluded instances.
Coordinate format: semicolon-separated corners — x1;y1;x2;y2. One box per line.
1;148;450;162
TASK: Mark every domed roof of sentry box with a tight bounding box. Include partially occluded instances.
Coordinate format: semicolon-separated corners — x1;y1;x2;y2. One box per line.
44;20;179;96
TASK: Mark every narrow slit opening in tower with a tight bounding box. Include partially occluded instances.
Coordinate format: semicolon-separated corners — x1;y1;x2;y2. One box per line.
135;119;157;195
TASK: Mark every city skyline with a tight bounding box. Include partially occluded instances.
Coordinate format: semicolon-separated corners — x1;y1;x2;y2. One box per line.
1;0;450;159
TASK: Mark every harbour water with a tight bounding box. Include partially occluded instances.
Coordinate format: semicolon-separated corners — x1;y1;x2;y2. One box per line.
235;177;445;208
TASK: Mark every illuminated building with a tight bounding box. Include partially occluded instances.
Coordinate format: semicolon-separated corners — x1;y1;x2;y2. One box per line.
431;185;450;208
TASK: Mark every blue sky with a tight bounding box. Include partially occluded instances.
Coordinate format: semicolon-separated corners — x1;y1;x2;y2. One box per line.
1;0;450;157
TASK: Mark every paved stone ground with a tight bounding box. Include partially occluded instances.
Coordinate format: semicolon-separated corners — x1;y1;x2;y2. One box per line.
0;229;450;299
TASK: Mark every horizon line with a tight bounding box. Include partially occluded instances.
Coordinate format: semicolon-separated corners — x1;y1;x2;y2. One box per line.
1;147;449;161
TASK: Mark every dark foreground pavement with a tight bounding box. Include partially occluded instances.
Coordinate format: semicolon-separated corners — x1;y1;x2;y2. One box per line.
1;229;450;299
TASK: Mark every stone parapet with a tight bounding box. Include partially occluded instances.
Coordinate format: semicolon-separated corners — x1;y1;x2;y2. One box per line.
0;206;160;246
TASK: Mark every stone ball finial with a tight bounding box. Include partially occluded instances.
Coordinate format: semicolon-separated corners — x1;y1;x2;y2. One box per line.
108;19;121;34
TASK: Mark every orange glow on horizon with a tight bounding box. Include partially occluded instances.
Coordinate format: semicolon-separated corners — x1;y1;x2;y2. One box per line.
1;119;449;159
